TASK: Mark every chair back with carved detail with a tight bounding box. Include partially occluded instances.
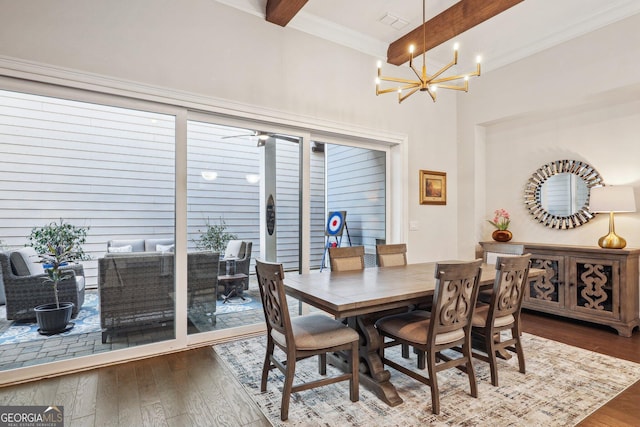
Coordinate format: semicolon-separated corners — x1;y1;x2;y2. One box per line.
428;260;484;345
255;260;292;345
471;254;531;386
489;254;531;321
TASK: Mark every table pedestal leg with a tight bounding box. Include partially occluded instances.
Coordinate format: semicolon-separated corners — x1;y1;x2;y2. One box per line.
334;315;403;406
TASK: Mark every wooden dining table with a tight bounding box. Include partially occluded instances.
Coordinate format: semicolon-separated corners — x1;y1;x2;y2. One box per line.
283;261;543;407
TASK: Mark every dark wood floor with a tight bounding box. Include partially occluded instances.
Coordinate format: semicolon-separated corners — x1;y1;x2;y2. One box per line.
520;310;640;427
0;311;637;426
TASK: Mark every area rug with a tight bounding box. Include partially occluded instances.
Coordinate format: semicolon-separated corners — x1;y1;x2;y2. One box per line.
215;332;640;426
216;289;263;315
0;291;101;345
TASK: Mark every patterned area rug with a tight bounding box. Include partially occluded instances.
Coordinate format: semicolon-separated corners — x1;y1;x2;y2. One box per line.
0;292;101;345
216;289;263;314
215;333;640;426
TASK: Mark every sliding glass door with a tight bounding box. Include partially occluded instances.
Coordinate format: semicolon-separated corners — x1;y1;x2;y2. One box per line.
186;120;302;335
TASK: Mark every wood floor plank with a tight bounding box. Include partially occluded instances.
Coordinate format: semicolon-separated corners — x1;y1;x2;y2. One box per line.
151;355;191;419
32;377;59;406
94;365;118;427
71;370;98;420
116;362;143;426
141;401;169;427
136;362;162;407
55;374;81;423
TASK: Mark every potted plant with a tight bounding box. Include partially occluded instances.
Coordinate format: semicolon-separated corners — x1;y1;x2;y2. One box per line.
28;219;90;262
28;219;90;334
487;208;512;242
34;243;77;334
194;217;237;253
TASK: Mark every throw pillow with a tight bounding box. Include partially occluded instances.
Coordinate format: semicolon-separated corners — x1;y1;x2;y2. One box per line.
156;244;175;253
224;240;244;259
108;245;133;253
10;247;44;276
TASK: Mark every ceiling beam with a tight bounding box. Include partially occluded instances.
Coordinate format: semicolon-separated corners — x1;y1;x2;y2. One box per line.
387;0;524;66
266;0;308;27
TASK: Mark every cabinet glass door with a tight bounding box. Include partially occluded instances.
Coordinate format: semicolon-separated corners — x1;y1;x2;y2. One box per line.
526;255;565;309
569;257;620;319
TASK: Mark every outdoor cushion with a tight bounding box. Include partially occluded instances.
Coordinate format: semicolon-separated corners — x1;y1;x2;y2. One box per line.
107;239;145;252
107;245;133;253
10;247;44;276
145;238;175;252
156;244;175;252
224;240;245;259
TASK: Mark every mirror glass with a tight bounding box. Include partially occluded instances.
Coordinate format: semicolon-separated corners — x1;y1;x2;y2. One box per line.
524;160;603;229
540;172;589;216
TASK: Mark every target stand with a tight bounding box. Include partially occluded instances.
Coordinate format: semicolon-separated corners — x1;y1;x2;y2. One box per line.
320;211;352;271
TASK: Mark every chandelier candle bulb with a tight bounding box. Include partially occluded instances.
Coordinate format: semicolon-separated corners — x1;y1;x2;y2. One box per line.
374;0;482;103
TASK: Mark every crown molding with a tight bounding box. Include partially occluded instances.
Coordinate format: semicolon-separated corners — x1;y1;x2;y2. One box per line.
215;0;387;58
486;1;640;72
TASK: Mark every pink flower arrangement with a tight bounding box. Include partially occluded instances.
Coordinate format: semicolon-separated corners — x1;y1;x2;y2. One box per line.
488;208;510;231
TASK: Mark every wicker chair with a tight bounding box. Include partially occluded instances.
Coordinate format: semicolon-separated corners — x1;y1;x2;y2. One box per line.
0;251;85;321
218;241;252;292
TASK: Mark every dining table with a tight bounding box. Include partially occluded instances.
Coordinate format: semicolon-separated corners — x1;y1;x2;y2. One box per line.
283;261;544;407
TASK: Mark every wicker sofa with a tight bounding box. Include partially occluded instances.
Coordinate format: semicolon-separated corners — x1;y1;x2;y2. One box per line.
0;248;85;320
98;251;219;343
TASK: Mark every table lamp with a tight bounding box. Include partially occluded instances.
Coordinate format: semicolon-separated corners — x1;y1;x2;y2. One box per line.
589;186;636;249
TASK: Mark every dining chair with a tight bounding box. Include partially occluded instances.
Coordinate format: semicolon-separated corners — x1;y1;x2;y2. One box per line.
328;246;365;271
471;254;531;386
478;242;524;304
254;259;360;421
376;243;407;267
375;259;483;415
376;243;414;358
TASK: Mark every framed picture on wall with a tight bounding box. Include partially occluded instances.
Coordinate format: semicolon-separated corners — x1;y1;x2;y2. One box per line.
419;170;446;205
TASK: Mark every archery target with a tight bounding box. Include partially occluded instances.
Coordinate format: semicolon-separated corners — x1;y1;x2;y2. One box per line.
326;211;346;236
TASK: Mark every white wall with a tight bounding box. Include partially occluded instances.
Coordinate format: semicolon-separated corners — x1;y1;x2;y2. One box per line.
457;12;640;256
0;0;461;263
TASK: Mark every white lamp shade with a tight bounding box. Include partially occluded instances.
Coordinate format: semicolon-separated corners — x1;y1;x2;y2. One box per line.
589;186;636;213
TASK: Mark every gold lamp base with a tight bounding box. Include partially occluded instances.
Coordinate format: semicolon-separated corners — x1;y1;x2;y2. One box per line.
598;232;627;249
598;212;627;249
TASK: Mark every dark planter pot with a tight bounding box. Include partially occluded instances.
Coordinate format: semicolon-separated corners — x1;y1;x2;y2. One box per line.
34;302;74;335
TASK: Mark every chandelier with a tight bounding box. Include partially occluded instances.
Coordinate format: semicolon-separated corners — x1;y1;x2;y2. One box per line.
376;0;481;103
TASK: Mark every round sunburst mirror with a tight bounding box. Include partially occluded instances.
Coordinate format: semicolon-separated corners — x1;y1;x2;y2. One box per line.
524;160;603;229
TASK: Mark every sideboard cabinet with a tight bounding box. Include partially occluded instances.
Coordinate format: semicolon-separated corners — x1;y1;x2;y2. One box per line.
479;242;640;337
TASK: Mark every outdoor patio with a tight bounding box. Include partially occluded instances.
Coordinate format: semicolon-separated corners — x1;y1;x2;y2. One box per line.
0;278;277;371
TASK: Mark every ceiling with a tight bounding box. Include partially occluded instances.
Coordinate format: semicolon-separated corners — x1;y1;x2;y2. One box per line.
216;0;640;73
